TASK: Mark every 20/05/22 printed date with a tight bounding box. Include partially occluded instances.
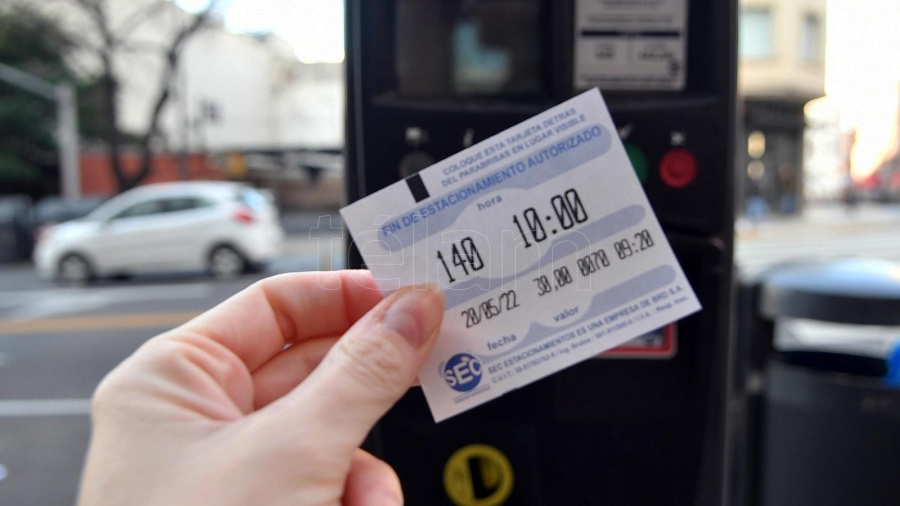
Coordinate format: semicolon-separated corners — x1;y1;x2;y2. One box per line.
461;290;521;328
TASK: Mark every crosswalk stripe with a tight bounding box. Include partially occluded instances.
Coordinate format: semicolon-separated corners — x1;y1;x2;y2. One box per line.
0;399;92;417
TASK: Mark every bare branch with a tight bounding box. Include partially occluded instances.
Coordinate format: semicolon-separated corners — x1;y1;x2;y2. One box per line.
70;0;103;31
133;0;223;187
115;1;170;39
54;0;224;191
71;0;119;52
118;41;168;56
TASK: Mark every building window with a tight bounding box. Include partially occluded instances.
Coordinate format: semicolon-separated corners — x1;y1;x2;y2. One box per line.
740;7;774;59
801;13;822;64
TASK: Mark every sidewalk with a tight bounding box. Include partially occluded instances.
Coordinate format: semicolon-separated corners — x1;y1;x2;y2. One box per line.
735;201;900;277
736;202;900;241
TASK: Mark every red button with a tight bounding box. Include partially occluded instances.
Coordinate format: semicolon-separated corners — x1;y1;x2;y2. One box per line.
659;148;698;188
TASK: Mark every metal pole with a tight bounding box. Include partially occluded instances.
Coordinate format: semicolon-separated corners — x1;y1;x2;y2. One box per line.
0;61;55;99
56;83;81;200
0;62;80;200
178;65;190;180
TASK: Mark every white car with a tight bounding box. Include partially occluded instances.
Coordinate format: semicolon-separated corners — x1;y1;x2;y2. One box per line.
34;182;284;284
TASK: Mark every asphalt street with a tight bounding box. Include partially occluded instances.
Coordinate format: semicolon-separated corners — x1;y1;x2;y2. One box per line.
0;205;898;505
0;212;345;505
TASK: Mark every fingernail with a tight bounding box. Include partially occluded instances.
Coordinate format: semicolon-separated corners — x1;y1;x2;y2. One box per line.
382;285;444;349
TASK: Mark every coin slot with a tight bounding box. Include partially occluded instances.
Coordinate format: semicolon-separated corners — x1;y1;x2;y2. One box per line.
444;444;514;506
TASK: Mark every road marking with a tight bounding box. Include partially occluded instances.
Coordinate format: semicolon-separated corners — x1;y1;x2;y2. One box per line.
0;311;201;336
0;399;91;417
0;463;7;482
3;283;213;321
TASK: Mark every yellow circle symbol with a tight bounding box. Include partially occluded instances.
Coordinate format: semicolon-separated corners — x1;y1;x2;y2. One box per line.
443;444;514;506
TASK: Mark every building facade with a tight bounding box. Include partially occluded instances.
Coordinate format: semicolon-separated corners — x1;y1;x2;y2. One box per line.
738;0;826;215
11;0;344;202
32;0;345;152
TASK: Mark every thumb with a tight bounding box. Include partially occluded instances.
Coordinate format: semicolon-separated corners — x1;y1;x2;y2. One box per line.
275;284;444;451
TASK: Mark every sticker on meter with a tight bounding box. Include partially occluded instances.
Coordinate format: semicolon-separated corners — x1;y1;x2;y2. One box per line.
573;0;689;91
341;88;700;422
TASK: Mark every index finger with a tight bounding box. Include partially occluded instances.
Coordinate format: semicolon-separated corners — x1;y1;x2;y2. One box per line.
174;270;383;372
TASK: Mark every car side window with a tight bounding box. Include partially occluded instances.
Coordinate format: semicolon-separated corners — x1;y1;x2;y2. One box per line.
163;197;212;213
113;200;165;219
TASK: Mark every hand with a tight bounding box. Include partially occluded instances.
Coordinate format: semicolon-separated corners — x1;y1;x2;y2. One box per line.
78;270;445;506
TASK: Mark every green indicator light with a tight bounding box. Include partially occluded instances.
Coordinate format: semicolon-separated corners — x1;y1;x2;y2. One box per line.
624;143;649;183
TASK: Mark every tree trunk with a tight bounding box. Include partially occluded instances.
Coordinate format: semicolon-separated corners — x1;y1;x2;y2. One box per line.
99;53;131;192
132;9;214;191
135;68;173;190
79;0;219;193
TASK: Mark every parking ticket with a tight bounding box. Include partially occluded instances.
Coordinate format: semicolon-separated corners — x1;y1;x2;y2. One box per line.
340;89;701;422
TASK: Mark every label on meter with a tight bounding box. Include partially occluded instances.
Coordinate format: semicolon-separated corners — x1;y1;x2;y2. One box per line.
341;89;700;422
574;0;689;91
599;323;677;359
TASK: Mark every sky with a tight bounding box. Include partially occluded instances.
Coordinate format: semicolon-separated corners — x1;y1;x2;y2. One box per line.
176;0;345;63
826;0;900;103
825;0;900;176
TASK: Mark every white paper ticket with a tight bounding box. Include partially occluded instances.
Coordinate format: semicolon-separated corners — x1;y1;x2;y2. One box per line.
341;89;701;422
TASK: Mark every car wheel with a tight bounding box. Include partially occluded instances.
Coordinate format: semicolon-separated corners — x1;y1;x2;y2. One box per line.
57;253;93;286
245;261;268;274
208;246;245;280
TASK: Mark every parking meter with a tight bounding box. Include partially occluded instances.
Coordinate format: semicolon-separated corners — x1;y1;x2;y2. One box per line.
345;1;736;504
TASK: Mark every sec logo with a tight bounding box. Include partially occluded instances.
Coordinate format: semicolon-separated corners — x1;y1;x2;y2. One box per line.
443;353;483;392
